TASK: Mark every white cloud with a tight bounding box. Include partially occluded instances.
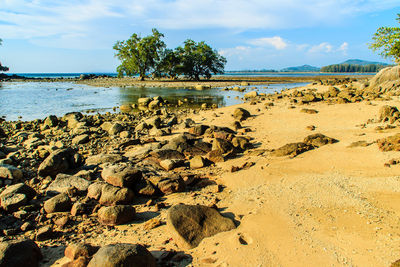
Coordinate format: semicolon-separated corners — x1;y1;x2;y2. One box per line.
338;42;349;55
248;37;288;50
308;42;334;53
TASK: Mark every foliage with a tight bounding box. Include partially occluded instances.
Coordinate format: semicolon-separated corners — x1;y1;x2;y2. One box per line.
320;63;387;73
176;40;227;80
154;49;182;79
113;29;166;80
369;14;400;63
0;38;9;72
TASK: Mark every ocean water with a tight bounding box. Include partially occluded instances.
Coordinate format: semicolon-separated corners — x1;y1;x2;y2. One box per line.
0;81;308;121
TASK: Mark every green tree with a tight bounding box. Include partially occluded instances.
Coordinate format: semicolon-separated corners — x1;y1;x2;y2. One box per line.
176;39;226;80
113;29;166;80
0;38;9;72
154;49;182;79
369;14;400;63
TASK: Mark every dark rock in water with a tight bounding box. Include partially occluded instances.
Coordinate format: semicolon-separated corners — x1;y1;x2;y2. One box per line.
233;108;250;121
271;142;313;157
99;184;134;206
97;205;136;226
46;174;91;194
167;204;236;249
377;133;400;152
44;193;72;213
37;148;80;177
303;133;338;147
0;239;42;267
87;243;156;267
101;163;142;188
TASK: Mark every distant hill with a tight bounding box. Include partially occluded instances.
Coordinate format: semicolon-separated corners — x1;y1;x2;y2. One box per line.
280;65;320;72
340;59;389;66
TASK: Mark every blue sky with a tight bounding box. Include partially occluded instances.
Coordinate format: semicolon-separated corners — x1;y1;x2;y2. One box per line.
0;0;399;73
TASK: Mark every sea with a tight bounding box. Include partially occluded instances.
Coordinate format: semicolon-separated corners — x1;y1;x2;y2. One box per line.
0;72;375;121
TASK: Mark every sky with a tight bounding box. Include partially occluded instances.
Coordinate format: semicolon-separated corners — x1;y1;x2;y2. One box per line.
0;0;399;73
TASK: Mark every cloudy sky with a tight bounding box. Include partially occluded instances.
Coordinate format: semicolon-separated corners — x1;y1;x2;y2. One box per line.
0;0;399;73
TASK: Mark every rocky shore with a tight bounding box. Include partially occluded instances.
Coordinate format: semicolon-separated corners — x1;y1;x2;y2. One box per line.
1;67;400;266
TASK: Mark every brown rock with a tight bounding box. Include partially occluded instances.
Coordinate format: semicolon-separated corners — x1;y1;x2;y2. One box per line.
99;184;134;206
0;239;42;267
97;205;135;226
44;193;71;213
101;163;142;188
65;243;98;260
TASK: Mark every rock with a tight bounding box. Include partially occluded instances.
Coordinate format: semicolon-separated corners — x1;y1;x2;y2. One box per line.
145;116;161;129
85;153;123;166
97;205;136;226
300;108;318;114
38;148;79;177
188;125;209;136
206;150;225;163
233;108;250;121
138;97;151;107
150;150;185;161
0;164;23;180
99;184;134;206
0;183;36;200
87;243;156;267
0;193;27;212
101;163;142;188
212;138;233;154
159;159;181;171
44;193;72;213
303;133;338;147
72;134;89;145
120;104;132;113
43;115;58;127
35;226;54;241
0;239;42;267
87;182;105;200
244;91;258;99
153;176;186;195
71;202;86;216
108;123;123;135
143;218;162;230
271;142;313;157
190;156;206;169
377;133;400;151
46;174;91;194
368;65;400;93
231;136;250;150
167;204;236;249
379;105;400;123
135;180;158;197
65;243;98;260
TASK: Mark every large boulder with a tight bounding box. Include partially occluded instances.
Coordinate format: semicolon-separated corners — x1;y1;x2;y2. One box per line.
378;105;400;123
0;165;23;181
377;133;400;151
101;163;142;188
97;205;136;226
167;204;236;249
233;108;250;121
43;193;72;213
46;174;91;194
303;133;338;148
99;184;134;206
368;65;400;93
0;239;42;267
87;243;156;267
0;193;28;212
0;183;36;200
37;148;79;177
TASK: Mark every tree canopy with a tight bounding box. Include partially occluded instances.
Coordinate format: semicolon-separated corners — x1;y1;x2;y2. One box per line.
369;14;400;63
320;63;386;73
113;29;166;80
176;40;227;80
113;30;227;80
0;38;9;72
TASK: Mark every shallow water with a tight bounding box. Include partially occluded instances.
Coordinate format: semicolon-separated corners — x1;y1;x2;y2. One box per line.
0;82;308;121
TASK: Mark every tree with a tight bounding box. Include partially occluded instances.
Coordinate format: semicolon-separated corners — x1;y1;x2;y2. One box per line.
0;38;9;72
155;49;182;79
113;29;165;80
369;14;400;63
176;40;226;80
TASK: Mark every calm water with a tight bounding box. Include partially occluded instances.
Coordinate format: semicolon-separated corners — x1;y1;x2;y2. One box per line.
0;81;307;121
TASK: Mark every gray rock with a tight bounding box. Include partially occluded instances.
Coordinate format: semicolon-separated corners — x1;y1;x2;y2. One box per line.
0;183;36;200
99;184;134;206
85;153;123;166
46;173;91;194
88;243;155;267
97;205;136;226
101;163;142;188
167;204;236;249
37;148;79;177
44;193;71;213
0;239;42;267
0;164;23;180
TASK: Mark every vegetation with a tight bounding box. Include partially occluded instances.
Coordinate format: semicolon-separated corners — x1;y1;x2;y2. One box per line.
113;29;166;80
320;63;386;73
0;38;9;72
369;14;400;63
113;30;226;80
